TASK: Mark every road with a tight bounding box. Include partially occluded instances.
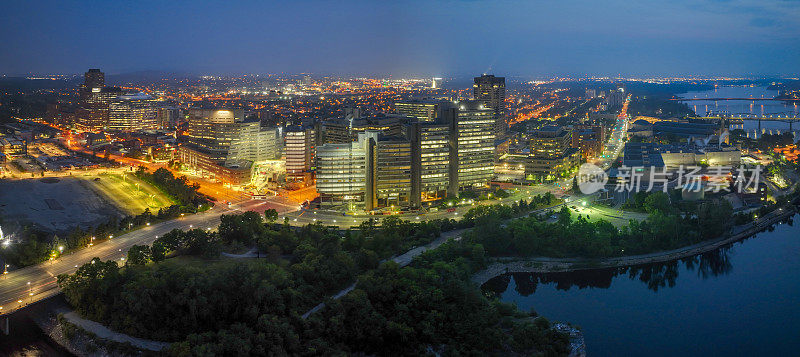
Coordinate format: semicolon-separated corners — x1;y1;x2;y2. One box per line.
0;198;290;316
0;179;565;316
280;184;561;229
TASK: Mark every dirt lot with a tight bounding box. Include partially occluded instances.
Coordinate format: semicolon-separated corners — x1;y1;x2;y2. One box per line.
0;177;121;232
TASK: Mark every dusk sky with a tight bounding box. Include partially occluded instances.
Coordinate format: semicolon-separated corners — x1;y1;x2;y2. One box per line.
2;0;799;77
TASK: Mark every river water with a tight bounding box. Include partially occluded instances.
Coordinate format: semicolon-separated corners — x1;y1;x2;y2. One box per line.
681;85;800;137
0;296;73;356
483;214;800;356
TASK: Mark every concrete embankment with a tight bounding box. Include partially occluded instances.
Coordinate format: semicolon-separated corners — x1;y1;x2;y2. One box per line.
472;206;797;285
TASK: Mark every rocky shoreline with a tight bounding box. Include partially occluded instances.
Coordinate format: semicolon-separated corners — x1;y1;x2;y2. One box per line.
554;323;586;357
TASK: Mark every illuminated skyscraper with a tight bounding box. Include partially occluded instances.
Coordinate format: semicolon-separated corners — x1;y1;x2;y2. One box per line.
77;68;121;131
527;126;580;180
473;74;506;137
80;69;105;101
285;126;316;186
452;100;495;190
108;93;158;131
407;121;452;206
178;108;280;185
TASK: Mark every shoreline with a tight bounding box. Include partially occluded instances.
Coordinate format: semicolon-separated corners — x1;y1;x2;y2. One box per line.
472;206;797;285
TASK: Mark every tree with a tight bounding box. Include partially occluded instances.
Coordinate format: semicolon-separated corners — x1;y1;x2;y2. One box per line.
218;211;266;246
126;245;152;265
264;208;279;223
557;206;571;226
643;191;671;215
571;176;579;193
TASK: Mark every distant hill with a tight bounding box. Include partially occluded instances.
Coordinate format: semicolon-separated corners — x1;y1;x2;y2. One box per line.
106;70;195;85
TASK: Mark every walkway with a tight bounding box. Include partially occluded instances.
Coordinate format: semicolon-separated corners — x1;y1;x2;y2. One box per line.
301;227;467;319
58;310;169;351
299;199;583;319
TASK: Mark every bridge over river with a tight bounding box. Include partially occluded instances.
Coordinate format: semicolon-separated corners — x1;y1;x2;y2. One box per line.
673;97;800;102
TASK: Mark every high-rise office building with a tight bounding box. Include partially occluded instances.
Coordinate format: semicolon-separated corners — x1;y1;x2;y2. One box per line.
108;93;158;131
407;121;452;206
320;115;407;144
316;130;413;210
285;127;316;185
527;126;581;180
572;124;605;159
605;88;626;108
395;100;448;122
77;69;122;131
80;69;105;101
157;107;181;130
453;100;495;191
178;108;280;185
315;100;495;210
371;136;412;209
315;132;371;206
473;74;506;137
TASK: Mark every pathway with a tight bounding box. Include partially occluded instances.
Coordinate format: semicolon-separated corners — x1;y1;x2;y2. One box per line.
60;311;170;351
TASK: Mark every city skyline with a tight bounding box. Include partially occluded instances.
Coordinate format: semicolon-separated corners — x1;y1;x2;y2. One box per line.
2;1;800;355
2;0;799;77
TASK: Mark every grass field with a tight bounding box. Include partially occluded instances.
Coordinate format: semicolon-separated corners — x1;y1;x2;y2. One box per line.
81;172;176;215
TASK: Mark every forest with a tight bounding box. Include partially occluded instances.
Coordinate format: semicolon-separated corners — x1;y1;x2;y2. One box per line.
59;202;572;356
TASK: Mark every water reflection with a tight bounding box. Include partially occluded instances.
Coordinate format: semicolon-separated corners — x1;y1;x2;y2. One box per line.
484;244;735;297
484;214;800;356
485;216;794;297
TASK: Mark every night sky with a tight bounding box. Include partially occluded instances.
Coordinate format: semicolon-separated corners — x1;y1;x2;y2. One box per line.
2;0;799;77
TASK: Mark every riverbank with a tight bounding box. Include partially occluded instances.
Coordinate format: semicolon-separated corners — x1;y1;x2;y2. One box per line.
472;206;797;285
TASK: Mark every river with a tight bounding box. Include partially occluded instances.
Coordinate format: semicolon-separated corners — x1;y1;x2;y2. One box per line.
483;214;800;356
680;85;800;137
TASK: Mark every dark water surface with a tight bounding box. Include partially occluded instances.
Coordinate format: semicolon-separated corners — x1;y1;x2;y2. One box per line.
484;215;800;356
0;296;73;356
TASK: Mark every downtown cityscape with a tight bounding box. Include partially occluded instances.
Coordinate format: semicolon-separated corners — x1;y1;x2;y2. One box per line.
1;1;800;356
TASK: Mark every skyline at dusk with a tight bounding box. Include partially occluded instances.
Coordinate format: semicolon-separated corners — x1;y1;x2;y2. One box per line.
3;0;800;77
2;1;800;356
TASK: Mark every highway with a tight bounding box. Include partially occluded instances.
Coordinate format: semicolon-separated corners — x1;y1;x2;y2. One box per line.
0;198;285;316
0;186;554;315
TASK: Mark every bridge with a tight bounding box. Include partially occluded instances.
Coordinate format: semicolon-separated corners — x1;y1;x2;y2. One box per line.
673;97;800;102
695;110;800;131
